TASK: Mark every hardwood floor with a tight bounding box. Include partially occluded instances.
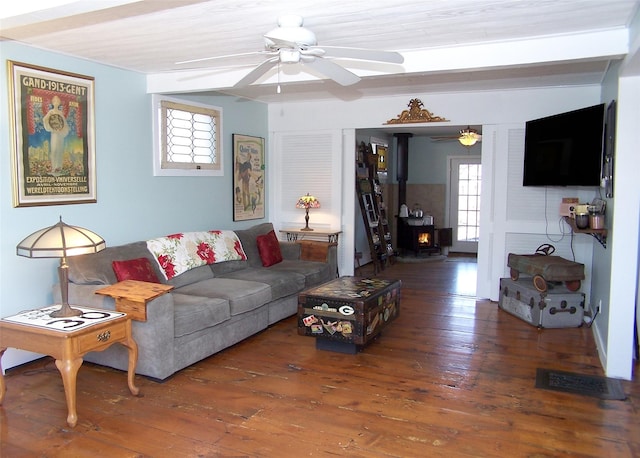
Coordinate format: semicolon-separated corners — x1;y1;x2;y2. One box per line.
1;258;638;457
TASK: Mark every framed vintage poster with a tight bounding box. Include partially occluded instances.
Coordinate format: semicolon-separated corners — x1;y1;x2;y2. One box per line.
233;134;265;221
8;61;96;207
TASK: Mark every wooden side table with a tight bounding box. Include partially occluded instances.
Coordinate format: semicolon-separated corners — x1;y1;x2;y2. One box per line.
95;280;174;322
0;306;139;427
279;229;341;243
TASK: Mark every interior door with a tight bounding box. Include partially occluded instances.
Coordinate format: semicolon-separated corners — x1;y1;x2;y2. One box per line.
448;156;481;253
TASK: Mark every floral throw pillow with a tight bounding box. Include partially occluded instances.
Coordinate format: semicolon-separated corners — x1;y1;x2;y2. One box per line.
146;230;247;280
112;257;161;283
256;230;283;267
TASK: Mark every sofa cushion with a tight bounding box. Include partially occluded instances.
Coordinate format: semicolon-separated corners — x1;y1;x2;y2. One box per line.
219;267;304;300
112;258;161;283
172;293;230;337
67;241;162;285
268;259;333;287
256;230;283;267
234;222;276;268
167;265;214;289
279;241;301;260
175;278;271;316
210;259;248;276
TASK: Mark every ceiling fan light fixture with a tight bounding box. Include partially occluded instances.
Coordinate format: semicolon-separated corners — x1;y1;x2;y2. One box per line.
459;134;478;147
229;15;401;88
265;15;317;49
280;49;301;63
458;127;479;146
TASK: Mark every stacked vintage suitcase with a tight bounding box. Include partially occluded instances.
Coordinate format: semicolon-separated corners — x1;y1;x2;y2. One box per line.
499;245;585;328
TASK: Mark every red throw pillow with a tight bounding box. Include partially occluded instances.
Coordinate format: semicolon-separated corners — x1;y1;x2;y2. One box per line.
256;230;283;267
112;257;161;283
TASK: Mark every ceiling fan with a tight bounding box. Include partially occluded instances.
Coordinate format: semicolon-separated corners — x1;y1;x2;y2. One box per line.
176;15;404;88
432;127;482;146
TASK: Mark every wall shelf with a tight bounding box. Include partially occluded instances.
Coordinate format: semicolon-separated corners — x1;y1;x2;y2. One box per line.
563;216;607;248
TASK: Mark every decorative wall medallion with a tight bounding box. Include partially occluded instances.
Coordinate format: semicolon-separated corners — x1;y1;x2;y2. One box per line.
384;98;449;124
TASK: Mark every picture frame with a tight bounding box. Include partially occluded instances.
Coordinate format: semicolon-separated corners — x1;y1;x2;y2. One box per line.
376;145;388;171
8;61;97;207
233;134;265;221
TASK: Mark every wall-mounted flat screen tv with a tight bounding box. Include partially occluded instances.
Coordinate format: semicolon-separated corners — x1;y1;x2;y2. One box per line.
523;103;605;187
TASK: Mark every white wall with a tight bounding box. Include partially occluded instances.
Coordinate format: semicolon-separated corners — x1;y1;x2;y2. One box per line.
268;86;602;286
601;0;640;381
478;124;597;304
605;74;640;379
267;85;640;379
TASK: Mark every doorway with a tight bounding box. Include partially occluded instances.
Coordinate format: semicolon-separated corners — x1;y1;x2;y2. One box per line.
448;155;481;253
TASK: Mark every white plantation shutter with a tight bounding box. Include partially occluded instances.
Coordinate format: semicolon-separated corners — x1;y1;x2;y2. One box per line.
280;133;334;212
506;128;567;222
273;130;343;231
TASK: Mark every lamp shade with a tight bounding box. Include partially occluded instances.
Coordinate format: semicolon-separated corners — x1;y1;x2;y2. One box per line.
16;217;106;318
17;217;106;259
295;193;321;209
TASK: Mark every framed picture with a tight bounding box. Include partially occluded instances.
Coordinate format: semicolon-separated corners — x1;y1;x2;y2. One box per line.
233;134;265;221
376;145;388;171
8;61;96;207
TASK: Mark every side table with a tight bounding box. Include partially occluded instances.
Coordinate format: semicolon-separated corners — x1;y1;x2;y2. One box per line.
95;280;174;322
279;229;341;243
0;306;139;427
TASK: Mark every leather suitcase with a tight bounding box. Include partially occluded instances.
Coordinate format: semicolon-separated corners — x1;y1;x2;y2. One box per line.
498;277;584;328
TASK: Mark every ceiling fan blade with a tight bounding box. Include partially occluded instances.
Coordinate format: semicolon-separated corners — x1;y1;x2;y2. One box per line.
176;51;268;65
234;57;279;87
316;46;404;64
300;47;325;58
431;134;483;143
304;58;361;86
264;35;299;50
431;136;459;141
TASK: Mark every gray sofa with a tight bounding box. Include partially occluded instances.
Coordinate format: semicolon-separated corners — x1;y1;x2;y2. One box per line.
56;223;337;380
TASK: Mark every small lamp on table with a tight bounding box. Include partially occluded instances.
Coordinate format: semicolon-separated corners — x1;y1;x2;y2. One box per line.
296;193;321;231
16;217;106;318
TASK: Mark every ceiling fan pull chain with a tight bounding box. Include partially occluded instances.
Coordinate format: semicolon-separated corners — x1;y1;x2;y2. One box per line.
277;61;281;94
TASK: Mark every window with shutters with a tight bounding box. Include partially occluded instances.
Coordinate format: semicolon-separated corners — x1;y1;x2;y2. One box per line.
152;95;223;176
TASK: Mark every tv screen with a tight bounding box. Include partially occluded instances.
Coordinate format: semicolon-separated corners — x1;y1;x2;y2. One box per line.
523;103;605;187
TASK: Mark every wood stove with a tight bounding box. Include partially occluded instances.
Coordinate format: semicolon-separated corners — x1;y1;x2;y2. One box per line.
397;220;439;256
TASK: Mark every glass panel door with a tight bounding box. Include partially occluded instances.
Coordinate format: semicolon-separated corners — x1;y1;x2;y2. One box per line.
449;156;481;253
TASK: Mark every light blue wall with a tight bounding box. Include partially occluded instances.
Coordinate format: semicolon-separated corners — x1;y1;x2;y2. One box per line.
0;43;267;352
407;136;481;184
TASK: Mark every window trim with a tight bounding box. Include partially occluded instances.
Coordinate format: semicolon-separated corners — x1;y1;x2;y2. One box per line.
152;94;223;177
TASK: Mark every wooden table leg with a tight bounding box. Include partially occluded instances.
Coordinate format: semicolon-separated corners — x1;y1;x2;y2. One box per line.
121;332;140;396
0;348;6;404
54;357;83;428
